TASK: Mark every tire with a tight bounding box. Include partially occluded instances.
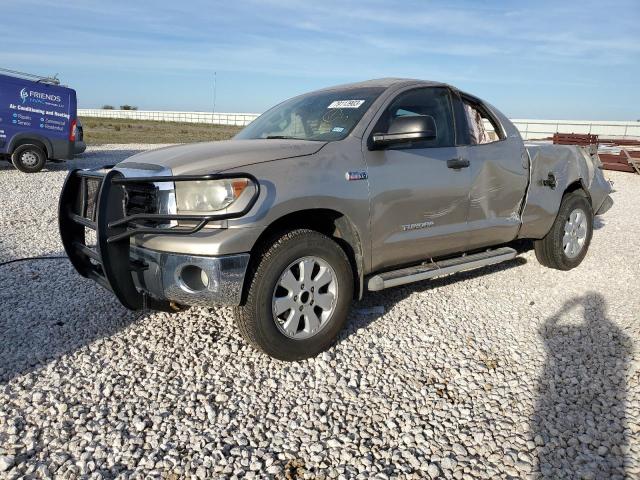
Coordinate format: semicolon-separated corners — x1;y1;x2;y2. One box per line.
534;191;593;270
235;229;354;361
12;144;47;173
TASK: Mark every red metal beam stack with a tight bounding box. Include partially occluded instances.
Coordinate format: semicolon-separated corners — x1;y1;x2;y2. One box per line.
552;133;599;147
598;150;638;173
552;132;639;174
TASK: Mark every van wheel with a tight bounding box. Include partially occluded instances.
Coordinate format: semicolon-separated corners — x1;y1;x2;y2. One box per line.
234;229;353;361
534;191;593;270
12;144;47;173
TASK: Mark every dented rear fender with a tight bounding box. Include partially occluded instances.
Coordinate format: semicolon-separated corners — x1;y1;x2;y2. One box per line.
518;144;612;239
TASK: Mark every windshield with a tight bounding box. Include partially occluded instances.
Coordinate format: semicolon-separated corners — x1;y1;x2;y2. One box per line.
235;87;385;142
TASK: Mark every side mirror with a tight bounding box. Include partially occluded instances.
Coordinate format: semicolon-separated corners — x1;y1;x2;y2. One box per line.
372;115;437;148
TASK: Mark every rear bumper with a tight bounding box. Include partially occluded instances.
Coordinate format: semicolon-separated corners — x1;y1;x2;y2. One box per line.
130;246;249;306
50;138;74;160
596;195;613;215
73;140;87;154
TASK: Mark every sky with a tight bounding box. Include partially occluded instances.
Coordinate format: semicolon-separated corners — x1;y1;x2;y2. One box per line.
2;0;639;120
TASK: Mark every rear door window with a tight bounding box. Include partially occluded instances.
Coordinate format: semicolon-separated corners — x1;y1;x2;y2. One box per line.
462;99;505;145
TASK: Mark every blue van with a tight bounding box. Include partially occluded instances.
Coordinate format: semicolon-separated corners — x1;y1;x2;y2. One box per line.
0;70;85;173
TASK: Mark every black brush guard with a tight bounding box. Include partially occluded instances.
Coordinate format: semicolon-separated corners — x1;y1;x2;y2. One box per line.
58;168;260;311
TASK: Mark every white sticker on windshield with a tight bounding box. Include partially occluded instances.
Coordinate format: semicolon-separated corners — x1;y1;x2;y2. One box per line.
327;100;365;109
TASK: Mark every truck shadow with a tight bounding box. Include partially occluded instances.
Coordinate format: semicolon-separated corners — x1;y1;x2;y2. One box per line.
0;253;144;384
593;216;606;230
1;254;527;384
531;293;630;478
339;256;528;339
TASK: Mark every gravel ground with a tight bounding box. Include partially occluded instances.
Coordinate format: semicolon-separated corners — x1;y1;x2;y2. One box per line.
0;145;639;479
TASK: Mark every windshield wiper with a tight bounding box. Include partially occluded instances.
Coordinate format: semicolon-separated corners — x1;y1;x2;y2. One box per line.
264;135;304;140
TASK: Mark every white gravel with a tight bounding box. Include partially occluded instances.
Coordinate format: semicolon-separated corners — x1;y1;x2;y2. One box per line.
0;145;639;479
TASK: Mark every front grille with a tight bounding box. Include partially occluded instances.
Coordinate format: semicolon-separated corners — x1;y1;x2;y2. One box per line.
73;176;103;222
85;177;101;221
124;183;158;217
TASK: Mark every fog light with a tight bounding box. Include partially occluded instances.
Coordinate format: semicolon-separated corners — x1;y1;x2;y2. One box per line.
200;268;209;288
179;265;209;292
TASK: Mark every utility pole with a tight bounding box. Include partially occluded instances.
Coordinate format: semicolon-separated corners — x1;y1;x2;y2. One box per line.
212;72;217;117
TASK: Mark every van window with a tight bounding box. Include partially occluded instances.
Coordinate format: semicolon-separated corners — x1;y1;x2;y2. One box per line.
375;87;455;148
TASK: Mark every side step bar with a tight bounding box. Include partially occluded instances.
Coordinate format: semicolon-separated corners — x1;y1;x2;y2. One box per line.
367;247;518;291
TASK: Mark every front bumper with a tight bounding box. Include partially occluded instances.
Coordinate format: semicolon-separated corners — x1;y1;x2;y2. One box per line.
58;167;259;311
130;246;249;306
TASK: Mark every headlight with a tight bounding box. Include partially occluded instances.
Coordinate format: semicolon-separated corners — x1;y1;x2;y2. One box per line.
175;179;248;213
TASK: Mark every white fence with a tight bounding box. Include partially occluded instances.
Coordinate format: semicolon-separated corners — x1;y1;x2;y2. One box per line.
78;109;260;126
512;119;640;141
78;109;640;139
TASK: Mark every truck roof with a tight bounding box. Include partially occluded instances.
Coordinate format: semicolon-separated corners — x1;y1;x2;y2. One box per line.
313;78;449;92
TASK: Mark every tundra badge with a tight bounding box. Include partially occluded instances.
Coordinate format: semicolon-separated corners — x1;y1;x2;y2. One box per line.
402;221;435;231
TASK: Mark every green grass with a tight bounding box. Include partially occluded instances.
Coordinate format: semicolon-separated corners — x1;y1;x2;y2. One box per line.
79;117;243;145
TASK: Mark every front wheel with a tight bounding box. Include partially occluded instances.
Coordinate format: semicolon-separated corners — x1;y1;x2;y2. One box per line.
12;144;47;173
235;229;353;361
534;191;594;270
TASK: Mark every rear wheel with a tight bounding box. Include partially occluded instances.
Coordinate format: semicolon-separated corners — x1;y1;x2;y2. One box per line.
534;191;593;270
12;144;46;173
235;229;353;361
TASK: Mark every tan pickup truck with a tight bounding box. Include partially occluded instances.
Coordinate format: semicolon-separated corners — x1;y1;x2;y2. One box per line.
59;79;613;360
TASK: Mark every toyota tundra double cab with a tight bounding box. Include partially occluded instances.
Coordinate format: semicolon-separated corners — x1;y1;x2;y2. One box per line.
59;79;613;361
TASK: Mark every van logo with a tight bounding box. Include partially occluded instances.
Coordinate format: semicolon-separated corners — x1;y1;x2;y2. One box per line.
18;88;62;105
345;171;367;181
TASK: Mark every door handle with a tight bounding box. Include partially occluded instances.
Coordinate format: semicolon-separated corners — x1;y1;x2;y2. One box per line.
447;158;470;169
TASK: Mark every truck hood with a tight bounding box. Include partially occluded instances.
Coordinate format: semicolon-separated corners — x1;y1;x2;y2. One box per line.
119;139;326;175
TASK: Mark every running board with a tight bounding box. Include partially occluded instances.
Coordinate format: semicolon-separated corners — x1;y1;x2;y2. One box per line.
367;247;518;291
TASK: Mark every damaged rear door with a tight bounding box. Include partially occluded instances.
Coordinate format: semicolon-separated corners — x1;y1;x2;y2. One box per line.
456;94;529;250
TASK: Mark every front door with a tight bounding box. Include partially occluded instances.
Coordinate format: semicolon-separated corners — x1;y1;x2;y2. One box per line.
364;87;471;271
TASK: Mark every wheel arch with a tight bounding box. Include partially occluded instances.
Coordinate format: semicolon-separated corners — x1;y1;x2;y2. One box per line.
563;179;592;205
9;133;52;159
245;208;365;301
533;186;594;270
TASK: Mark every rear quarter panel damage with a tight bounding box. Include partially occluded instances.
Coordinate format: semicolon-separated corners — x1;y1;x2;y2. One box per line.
518;144;611;239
